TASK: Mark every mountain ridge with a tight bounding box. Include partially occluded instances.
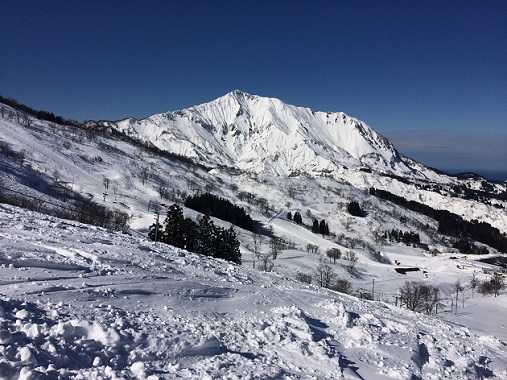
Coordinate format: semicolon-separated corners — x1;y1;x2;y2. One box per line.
105;90;411;177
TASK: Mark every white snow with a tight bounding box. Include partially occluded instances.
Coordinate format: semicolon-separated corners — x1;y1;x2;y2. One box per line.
1;95;507;379
0;203;506;379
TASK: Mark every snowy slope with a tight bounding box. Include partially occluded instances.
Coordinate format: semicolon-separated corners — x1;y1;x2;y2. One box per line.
1;203;506;379
91;90;507;231
1;98;507;378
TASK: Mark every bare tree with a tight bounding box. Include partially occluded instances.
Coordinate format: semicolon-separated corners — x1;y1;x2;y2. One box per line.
252;229;263;256
344;251;358;275
148;198;161;213
399;281;440;314
296;272;313;284
306;243;319;254
52;169;61;184
422;285;441;315
326;248;342;264
269;237;285;260
103;177;110;190
158;184;170;199
22;114;33;128
257;253;273;272
334;278;352;294
454;280;463;315
470;271;479;298
139;167;150;186
314;262;336;288
400;281;427;312
479;274;505;297
61;183;72;202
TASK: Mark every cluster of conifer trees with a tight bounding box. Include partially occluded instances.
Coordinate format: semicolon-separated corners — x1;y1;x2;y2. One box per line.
384;229;420;246
287;211;303;224
369;187;507;254
185;193;255;232
287;211;330;235
148;203;241;264
312;219;330;235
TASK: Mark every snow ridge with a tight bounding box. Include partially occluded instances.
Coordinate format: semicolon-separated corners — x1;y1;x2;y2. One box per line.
111;90;408;176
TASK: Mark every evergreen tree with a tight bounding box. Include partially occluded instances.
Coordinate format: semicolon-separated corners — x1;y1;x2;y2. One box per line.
312;219;319;233
162;204;185;248
347;201;363;217
223;226;241;263
183;217;198;252
212;226;227;259
293;211;303;224
287;211;292;221
148;222;163;242
185;193;254;232
319;219;329;235
197;214;215;257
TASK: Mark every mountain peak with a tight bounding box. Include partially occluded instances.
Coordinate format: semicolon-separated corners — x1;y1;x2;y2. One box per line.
113;92;409;176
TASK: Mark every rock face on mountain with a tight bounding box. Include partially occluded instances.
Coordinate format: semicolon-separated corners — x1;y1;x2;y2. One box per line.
108;90;414;176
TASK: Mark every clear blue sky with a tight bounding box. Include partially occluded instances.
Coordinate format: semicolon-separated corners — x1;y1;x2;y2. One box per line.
1;1;506;178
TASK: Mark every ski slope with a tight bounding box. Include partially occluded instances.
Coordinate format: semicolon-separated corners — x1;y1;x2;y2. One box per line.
1;203;506;379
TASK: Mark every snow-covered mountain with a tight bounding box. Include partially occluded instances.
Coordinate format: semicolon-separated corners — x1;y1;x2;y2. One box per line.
87;90;507;232
100;90;409;176
1;93;507;378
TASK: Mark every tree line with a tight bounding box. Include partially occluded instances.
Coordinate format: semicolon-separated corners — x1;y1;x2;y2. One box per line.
149;203;241;264
384;229;420;246
369;187;507;254
185;193;255;232
0;95;79;126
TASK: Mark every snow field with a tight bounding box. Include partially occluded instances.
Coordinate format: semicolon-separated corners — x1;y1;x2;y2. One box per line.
1;204;506;379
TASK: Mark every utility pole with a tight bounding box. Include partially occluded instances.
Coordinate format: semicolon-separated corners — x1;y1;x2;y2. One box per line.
455;289;459;315
154;210;160;242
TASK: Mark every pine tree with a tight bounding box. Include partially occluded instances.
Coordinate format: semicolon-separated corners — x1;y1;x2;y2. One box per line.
148;223;163;242
213;226;227;259
223;226;241;263
319;219;329;235
197;214;215;257
163;203;185;248
183;217;198;252
312;219;319;233
347;201;363;217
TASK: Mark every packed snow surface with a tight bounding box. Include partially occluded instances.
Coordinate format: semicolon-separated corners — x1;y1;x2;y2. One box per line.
0;204;506;379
